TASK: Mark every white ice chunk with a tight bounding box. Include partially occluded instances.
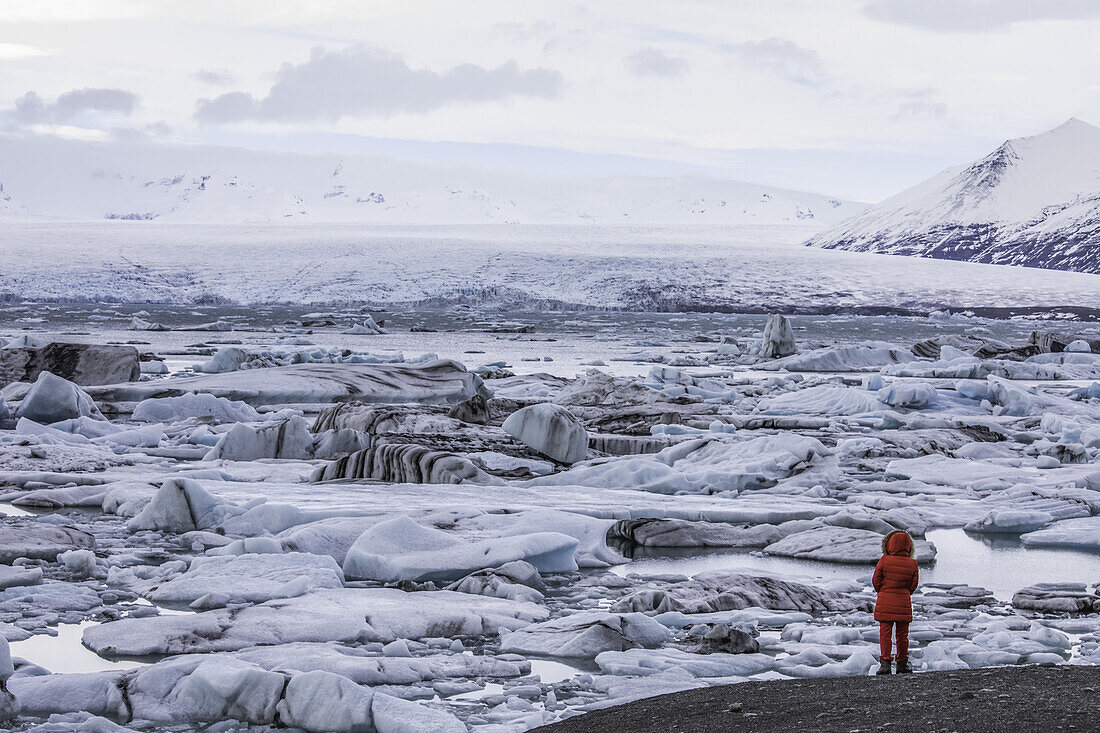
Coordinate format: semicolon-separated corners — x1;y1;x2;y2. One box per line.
194;347;251;374
341;516;579;582
371;691;465;733
965;509;1053;534
878;381;937;408
276;670;373;733
132;393;260;423
765;525;936;564
759;314;796;358
1021;516;1100;550
529;435;830;494
757;384;882;416
205;416;314;461
502;403;588;464
0;636;12;681
18;372;104;424
499;611;670;658
58;549;98;578
82;588;548;655
89;360;487;407
150;552;344;604
595;647;776;677
147;658;285;724
766;343;914;372
127;478;236;533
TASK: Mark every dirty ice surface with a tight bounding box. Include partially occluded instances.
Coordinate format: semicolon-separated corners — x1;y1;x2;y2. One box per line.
0;305;1099;732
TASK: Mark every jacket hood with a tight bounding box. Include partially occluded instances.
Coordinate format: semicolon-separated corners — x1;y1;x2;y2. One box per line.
883;531;914;557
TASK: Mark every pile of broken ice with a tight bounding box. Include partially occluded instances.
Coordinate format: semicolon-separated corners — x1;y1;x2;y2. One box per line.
0;322;1098;731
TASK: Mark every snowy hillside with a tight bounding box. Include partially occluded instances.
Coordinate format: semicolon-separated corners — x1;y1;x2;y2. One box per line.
806;118;1100;273
0;135;858;226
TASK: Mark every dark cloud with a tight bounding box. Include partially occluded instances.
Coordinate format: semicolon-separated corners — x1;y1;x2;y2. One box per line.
863;0;1100;31
724;38;827;86
13;87;139;124
623;48;690;78
195;46;562;124
193;69;236;86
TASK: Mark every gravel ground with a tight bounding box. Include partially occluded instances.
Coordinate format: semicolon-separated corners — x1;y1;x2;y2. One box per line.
535;665;1098;733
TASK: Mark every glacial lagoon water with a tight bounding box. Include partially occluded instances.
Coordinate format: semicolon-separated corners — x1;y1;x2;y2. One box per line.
611;528;1100;601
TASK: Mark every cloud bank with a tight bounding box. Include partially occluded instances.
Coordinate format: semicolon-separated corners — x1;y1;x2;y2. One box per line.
195;46;562;123
11;87;139;124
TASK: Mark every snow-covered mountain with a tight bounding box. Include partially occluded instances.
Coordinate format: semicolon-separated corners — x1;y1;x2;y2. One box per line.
0;135;859;226
805;118;1100;273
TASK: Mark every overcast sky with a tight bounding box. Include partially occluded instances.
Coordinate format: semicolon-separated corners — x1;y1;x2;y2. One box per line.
3;0;1099;200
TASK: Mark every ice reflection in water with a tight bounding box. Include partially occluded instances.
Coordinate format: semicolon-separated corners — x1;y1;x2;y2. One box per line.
9;602;195;674
528;658;591;683
9;621;146;673
611;528;1100;600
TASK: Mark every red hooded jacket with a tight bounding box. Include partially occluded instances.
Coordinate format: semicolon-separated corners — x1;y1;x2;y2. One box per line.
872;531;919;622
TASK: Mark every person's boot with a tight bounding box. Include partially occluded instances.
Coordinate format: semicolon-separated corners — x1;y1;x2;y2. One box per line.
895;659;912;674
876;659;892;675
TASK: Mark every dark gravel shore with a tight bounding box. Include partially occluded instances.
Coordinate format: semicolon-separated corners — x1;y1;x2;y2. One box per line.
535;665;1098;733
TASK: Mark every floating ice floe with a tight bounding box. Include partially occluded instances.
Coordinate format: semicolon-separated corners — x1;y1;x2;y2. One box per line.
0;342;140;385
595;647;777;677
499;611;670;658
311;443;498;484
756;384;883;416
764;525;937;564
205;415;315;461
82;587;548;655
608;517;781;547
148;552;345;606
132;393;260;423
341;516;579;582
502;403;588;464
88;360;488;407
312;402;469;435
276;669;374;732
17;373;104;424
965;508;1053;534
612;572;868;614
0;522;94;563
0;637;16;722
126;478;239;533
1012;582;1100;613
883;356;1066;380
195;343;420;374
342;314;386;335
877;381;938;409
529;434;830;494
1021;516;1100;550
759;314;796;358
130;316;167;331
445;560;546;602
764;343;914;372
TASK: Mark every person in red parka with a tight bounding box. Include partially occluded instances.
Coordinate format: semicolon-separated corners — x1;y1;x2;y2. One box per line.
872;529;919;674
